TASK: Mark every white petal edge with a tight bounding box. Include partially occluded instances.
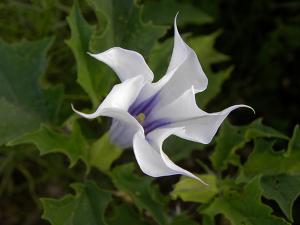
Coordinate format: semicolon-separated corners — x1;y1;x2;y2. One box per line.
72;75;146;119
173;104;255;144
133;129;208;185
148;86;206;121
162;15;208;91
149;86;254;144
89;47;154;82
117;15;208;107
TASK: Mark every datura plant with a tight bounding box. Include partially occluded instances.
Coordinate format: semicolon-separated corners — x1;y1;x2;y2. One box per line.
72;16;253;184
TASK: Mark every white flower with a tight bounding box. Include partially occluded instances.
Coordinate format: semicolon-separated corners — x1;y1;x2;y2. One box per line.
72;16;253;184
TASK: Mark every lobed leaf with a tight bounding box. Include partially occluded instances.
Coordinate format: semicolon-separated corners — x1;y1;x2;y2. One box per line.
211;119;288;171
41;181;112;225
111;163;167;225
201;177;290;225
261;174;300;221
8;122;88;167
88;0;167;57
241;125;300;178
0;38;63;145
66;3;113;106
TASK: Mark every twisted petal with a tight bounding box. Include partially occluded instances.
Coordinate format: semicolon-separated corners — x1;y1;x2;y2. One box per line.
72;75;146;119
89;47;154;82
153;15;208;105
150;87;254;144
133;129;207;185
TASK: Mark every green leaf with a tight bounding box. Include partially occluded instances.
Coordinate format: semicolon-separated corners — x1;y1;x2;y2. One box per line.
111;163;167;225
0;38;63;145
164;135;203;162
88;0;167;57
148;38;173;81
8;122;88;167
41;181;112;225
241;125;300;178
170;213;199;225
142;0;213;26
261;174;300;221
287;125;300;155
66;3;113;106
0;98;41;146
107;204;151;225
171;174;218;203
89;132;122;173
211;119;288;171
197;66;232;108
188;31;229;74
201;177;290;225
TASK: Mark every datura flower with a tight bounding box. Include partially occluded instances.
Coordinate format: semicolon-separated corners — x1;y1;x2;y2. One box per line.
72;16;253;184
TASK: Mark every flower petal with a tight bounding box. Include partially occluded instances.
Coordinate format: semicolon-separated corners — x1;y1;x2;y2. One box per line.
89;47;154;82
157;15;207;102
133;129;207;184
109;118;139;148
110;16;208;108
149;87;254;144
172;105;254;144
72;75;145;119
148;87;206;121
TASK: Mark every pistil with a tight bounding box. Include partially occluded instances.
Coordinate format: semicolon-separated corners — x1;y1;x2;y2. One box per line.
135;113;146;124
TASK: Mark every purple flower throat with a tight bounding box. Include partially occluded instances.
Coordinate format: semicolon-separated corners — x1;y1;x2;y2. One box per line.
128;93;171;135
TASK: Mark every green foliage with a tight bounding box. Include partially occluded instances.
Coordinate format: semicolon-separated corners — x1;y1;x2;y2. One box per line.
142;0;213;26
41;181;112;225
0;38;63;145
7;122;88;167
211;119;288;171
169;214;199;225
107;204;151;225
88;0;167;56
111;163;167;225
172;174;218;203
89;132;122;173
241;126;300;178
201;178;290;225
261;174;300;222
66;2;112;106
189;31;231;108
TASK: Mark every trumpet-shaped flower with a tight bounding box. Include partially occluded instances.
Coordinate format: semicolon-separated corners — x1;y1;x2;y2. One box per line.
72;17;252;184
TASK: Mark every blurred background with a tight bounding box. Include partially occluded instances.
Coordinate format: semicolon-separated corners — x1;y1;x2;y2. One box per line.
0;0;299;225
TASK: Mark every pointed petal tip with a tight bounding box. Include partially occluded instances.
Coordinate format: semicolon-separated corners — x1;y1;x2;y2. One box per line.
174;13;179;33
71;104;97;120
70;103;83;117
194;176;209;186
239;104;256;115
71;103;76;112
175;12;180;20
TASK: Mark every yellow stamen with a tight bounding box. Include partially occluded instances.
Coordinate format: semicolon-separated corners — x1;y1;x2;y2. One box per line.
136;113;145;124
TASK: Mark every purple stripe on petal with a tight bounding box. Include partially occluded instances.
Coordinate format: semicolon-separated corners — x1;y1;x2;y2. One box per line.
143;118;172;135
129;92;160;116
109;119;135;148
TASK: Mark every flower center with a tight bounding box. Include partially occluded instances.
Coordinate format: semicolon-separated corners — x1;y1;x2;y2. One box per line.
127;93;171;135
135;113;145;124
